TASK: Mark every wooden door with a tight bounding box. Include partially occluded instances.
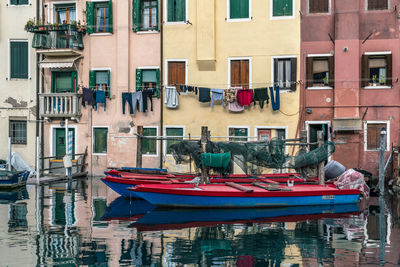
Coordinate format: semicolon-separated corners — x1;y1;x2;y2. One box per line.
55;128;75;158
231;60;249;89
168;61;185;91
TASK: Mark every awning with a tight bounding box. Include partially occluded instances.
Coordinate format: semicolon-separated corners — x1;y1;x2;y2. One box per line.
332;118;362;131
39;55;82;69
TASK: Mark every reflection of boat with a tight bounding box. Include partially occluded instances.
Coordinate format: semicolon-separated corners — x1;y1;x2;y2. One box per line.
132;204;360;231
131;183;361;208
0;187;29;204
0;171;30;189
100;196;155;221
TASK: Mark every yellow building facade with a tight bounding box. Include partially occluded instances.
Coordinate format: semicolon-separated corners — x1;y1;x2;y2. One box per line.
162;0;300;172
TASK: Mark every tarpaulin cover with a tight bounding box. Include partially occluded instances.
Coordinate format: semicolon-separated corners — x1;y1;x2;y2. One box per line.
334;169;369;198
201;153;231;168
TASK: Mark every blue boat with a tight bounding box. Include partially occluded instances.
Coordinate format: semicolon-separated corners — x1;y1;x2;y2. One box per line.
131;204;360;231
130;183;362;208
101;177;142;198
0;171;30;189
0;187;29;204
101;196;155;221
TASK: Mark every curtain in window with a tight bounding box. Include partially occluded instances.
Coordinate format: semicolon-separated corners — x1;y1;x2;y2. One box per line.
96;71;108;90
96;8;104;32
278;60;284;88
69;9;76;22
58;10;67;24
285;60;291;88
142;2;150;29
55;73;72;92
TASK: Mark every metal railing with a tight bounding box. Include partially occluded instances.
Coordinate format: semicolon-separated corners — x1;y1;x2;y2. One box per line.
31;24;85;50
39;93;82;119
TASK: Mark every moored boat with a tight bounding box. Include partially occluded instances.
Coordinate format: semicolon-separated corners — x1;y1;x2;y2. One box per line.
130;183;361;208
0;171;30;189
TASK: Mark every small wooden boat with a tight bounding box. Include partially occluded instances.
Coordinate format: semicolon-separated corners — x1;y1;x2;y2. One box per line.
132;203;360;231
130;183;361;208
101;174;309;198
0;171;30;189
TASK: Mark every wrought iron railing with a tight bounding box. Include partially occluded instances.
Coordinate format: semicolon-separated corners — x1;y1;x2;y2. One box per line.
31;24;85;50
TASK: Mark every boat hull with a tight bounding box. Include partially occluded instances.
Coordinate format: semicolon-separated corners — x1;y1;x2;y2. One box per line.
0;171;29;189
101;178;139;198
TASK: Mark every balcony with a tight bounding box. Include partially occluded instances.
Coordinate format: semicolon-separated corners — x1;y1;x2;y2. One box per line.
39;93;82;121
30;24;85;56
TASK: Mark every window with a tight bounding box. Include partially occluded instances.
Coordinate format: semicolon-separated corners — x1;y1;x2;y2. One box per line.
93;127;108;154
229;0;250;19
165;127;183;154
9;120;27;144
167;61;186;92
230;59;249;89
365;122;388;150
362;54;392;87
51;71;77;93
10;0;29;5
133;0;158;31
142;127;157;155
167;0;186;22
272;0;293;17
10;41;28;79
306;56;334;88
55;4;76;24
86;1;113;34
257;128;286;141
229;127;248;142
136;68;161;97
309;0;329;13
273;58;297;90
89;70;111;97
367;0;388;10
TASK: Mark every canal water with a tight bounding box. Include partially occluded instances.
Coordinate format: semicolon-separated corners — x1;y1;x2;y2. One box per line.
0;177;399;266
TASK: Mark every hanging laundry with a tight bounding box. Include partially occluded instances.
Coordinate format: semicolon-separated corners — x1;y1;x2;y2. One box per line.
132;91;143;113
187;86;198;94
210;89;224;108
142;89;153;112
253;88;269;108
179;85;188;93
228;101;244;112
199;87;211;103
269;85;280;111
165;86;179;108
82;87;95;108
224;88;237;104
236;89;254;107
94;90;106;111
122;92;134;114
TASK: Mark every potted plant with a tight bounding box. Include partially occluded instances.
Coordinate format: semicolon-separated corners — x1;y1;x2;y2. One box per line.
24;18;36;32
70;21;78;31
77;22;87;33
372;74;377;86
379;74;386;85
53;22;60;31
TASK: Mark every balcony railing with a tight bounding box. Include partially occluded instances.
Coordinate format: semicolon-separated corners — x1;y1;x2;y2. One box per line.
39;93;82;121
31;24;85;50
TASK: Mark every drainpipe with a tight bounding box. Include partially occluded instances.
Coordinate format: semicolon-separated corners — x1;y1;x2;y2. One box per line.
159;0;164;169
39;0;45;172
35;0;40;175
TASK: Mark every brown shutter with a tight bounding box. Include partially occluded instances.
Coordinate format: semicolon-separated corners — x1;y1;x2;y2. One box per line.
241;60;249;89
367;124;378;150
290;58;297;91
361;55;369;88
328;56;334;88
306;57;313;88
231;60;240;88
168;62;186;91
386;54;392;87
273;58;278;86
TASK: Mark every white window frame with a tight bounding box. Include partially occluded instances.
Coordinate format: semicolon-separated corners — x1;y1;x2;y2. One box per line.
163;126;185;155
228;57;252;88
165;59;188;93
227;0;252;22
270;0;295;20
50;1;78;24
306;54;333;90
307;0;331;14
271;55;297;92
8;0;31;6
364;121;390;151
363;51;392;89
49;125;78;158
92;126;109;155
365;0;390;11
255;126;289;154
164;0;188;25
142;126;159;157
8;39;30;80
305;121;332;160
227;126;250;142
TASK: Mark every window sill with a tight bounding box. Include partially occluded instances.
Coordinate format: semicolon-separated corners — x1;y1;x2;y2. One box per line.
9;78;29;81
11;143;27;145
365;149;389;152
90;32;113;36
143;154;158;157
226;18;252;22
136;30;159;34
279;89;296;93
363;86;391;89
307;86;332;90
92;153;107;156
270;15;295;20
307;12;331;15
164;21;187;25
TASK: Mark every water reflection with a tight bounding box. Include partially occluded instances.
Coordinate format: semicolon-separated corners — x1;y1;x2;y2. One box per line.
0;177;399;266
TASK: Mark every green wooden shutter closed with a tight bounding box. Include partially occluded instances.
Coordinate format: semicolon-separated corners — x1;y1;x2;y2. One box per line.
132;0;141;31
176;0;186;21
273;0;292;16
10;0;18;5
86;2;95;34
71;71;78;92
10;42;28;79
51;72;55;92
155;69;160;98
106;70;111;97
230;0;239;19
89;70;96;91
167;0;174;21
241;0;249;18
108;1;113;33
156;0;160;30
136;69;143;91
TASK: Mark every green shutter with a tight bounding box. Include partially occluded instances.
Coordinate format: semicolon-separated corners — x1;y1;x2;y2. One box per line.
71;71;78;92
176;0;186;21
230;0;249;19
167;0;174;22
136;69;143;91
89;70;96;91
156;0;160;30
51;72;55;92
240;0;249;18
155;69;160;98
86;1;94;34
94;128;108;154
106;70;111;98
108;0;113;33
132;0;141;31
274;0;292;16
10;42;28;79
10;0;18;5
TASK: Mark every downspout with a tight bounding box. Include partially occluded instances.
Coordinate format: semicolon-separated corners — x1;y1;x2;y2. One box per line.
35;0;40;138
40;0;45;171
159;0;164;169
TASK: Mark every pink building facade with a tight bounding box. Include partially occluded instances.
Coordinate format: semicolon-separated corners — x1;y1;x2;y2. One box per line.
35;0;161;175
300;0;400;176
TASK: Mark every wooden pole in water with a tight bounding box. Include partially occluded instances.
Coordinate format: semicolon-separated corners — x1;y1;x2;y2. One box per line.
317;130;325;185
136;125;143;168
201;126;208;184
